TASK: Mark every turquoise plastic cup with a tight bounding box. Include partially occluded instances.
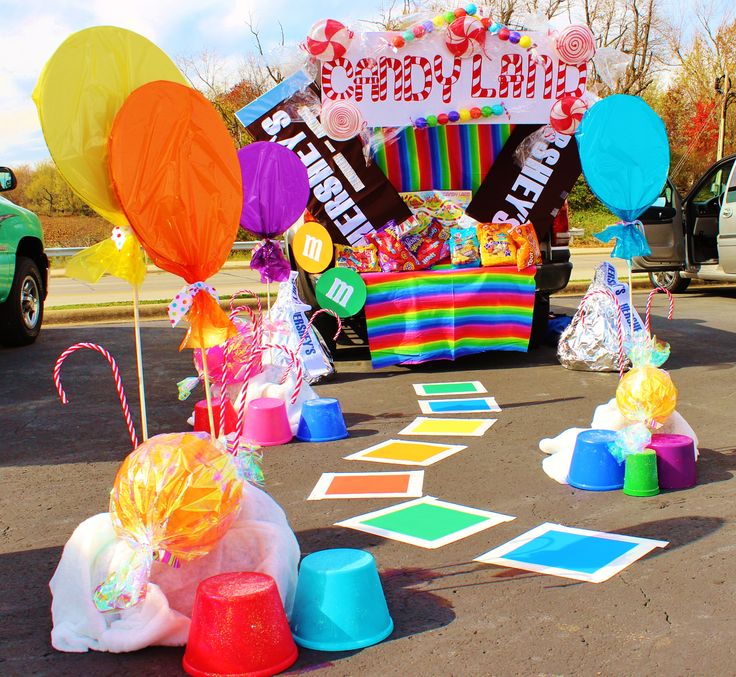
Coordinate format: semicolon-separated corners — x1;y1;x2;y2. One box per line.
296;398;348;442
290;549;394;652
568;429;625;491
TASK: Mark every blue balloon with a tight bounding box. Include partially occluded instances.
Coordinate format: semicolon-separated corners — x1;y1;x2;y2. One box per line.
575;95;670;223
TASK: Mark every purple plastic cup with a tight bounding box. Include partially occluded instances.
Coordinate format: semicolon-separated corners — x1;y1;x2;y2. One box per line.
649;433;697;490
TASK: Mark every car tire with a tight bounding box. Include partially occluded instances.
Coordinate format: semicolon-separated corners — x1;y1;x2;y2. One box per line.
0;256;44;346
648;271;691;294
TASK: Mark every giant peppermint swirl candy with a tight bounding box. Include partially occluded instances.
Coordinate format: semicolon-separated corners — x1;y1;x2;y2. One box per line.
554;24;596;65
549;95;589;135
446;16;486;58
320;98;364;140
305;19;353;61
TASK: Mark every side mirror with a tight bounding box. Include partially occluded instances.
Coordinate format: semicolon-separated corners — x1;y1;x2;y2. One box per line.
0;167;17;192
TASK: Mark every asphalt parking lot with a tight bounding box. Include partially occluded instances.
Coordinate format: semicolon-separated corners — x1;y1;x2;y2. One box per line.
2;289;736;676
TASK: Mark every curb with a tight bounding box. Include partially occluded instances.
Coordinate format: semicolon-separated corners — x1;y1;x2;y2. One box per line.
44;297;265;326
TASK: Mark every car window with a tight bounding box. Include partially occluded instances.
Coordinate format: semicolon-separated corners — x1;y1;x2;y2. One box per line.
650;183;673;209
693;162;734;203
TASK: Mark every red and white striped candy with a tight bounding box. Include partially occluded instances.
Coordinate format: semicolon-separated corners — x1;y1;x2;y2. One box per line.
445;16;486;58
306;19;353;62
53;342;139;449
549;95;589;135
554;24;596;65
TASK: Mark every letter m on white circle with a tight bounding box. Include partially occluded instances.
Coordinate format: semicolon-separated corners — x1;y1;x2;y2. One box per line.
325;278;354;307
302;235;323;262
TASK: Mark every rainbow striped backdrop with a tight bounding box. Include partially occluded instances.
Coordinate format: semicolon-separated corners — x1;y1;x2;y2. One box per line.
362;266;536;369
372;124;513;194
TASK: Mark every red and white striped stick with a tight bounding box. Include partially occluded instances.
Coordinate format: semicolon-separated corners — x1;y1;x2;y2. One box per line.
578;289;627;379
234;342;304;439
295;308;343;357
53;342;139;449
645;286;674;335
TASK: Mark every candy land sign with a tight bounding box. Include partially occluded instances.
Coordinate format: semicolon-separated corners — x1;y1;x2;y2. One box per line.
321;32;587;128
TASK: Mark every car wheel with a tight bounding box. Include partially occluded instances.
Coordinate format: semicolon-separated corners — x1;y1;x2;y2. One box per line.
0;256;44;346
648;271;691;294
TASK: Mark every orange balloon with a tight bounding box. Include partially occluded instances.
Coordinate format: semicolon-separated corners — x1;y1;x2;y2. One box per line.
108;81;242;283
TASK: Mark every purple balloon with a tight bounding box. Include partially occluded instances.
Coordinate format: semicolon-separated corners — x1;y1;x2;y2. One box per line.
238;141;310;238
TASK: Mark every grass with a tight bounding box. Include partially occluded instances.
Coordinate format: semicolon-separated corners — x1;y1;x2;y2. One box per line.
569;207;617;246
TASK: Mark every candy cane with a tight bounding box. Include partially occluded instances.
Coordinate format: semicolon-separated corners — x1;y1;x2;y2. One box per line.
578;289;627;379
295;308;343;357
234;342;303;439
53;342;138;449
645;286;674;335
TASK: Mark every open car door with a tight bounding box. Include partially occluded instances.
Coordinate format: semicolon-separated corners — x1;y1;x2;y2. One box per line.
633;180;686;272
717;161;736;273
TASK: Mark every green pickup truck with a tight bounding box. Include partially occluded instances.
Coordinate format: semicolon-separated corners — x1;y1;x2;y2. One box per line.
0;167;48;345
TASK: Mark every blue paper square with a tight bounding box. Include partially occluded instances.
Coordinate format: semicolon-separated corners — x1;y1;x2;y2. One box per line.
426;398;492;413
504;530;639;575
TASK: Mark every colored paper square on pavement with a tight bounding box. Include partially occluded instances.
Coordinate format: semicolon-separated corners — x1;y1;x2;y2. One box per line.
307;471;424;500
418;397;501;414
413;381;487;397
336;496;516;549
343;439;468;466
474;523;669;583
398;417;496;437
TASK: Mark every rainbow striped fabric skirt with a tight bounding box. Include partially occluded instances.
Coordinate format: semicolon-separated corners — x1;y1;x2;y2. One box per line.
362;266;536;369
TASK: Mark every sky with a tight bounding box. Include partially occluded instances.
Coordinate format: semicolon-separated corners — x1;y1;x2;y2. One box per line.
0;0;392;167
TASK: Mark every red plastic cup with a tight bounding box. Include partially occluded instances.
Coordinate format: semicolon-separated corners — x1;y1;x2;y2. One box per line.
183;572;297;677
193;399;238;436
242;397;293;446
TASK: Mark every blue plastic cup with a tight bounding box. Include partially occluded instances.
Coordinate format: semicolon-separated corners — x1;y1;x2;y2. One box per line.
296;398;348;442
290;549;394;652
568;429;625;491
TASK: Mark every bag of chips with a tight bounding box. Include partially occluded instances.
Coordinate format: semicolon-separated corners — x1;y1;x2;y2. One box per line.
334;244;380;272
449;225;480;268
477;223;517;267
509;222;543;270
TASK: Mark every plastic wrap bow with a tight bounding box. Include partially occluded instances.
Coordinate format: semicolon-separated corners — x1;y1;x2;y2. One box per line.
250;240;292;284
595;220;651;261
65;225;147;287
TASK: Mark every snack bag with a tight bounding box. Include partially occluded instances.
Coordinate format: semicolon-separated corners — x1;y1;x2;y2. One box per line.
367;228;420;272
509;222;542;270
385;215;423;238
450;225;480;268
335;244;380;272
477;223;517;267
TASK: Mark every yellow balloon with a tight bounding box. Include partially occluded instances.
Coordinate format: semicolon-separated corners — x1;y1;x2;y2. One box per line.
32;26;189;226
616;366;677;428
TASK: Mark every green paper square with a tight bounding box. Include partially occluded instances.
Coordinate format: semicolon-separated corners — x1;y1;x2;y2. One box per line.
422;382;478;395
361;503;489;541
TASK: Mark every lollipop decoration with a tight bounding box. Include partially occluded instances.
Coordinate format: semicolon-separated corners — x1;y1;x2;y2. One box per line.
239;142;310;289
305;19;353;61
549;95;589;135
320;98;365;140
445;15;486;58
93;432;243;611
554;24;596;65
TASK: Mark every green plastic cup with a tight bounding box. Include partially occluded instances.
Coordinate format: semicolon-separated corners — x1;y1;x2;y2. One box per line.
623;449;660;497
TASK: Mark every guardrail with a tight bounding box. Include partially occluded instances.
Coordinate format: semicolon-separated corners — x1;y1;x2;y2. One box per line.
46;241;263;257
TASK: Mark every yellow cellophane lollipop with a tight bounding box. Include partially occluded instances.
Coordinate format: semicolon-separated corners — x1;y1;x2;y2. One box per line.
94;432;243;611
616;365;677;428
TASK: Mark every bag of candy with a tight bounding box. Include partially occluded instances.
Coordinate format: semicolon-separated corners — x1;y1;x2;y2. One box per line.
450;225;481;268
366;226;420;272
509;222;542;270
334;244;380;272
477;223;517;267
